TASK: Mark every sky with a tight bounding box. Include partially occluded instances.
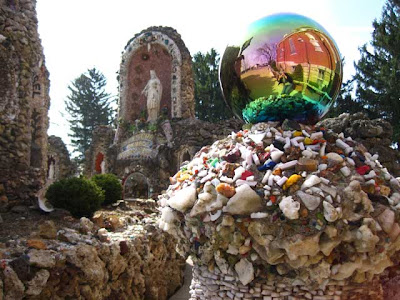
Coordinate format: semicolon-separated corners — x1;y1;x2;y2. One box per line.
36;0;386;154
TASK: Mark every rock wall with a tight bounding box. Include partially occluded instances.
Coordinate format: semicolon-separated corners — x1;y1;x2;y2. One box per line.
47;136;75;181
0;203;185;300
318;113;400;176
0;0;50;207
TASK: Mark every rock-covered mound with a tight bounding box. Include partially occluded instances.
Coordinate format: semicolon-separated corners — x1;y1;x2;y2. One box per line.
159;120;400;298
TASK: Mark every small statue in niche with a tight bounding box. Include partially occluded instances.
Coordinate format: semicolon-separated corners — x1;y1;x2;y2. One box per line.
48;156;55;180
142;70;162;124
100;160;106;174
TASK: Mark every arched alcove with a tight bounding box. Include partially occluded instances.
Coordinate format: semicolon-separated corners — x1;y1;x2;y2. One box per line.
95;152;104;174
182;151;191;163
47;155;56;180
123;172;149;199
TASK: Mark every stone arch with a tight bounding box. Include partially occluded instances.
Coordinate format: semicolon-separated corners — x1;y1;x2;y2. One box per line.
177;146;194;169
120;31;182;120
123;172;149;199
116;27;195;142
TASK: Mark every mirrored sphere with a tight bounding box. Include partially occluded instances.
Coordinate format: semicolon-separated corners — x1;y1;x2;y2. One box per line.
219;13;343;124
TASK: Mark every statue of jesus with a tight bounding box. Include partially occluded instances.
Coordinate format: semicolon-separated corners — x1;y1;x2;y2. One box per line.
142;70;162;123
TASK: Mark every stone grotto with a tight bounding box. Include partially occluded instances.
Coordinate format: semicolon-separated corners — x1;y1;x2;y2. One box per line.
1;0;400;300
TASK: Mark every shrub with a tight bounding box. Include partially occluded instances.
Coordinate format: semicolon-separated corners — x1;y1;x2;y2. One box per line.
46;177;104;218
91;173;122;205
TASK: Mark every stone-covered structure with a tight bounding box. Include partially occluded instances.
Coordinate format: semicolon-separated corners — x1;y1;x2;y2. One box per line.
47;135;75;181
160;119;400;300
0;0;50;207
85;26;243;199
84;126;115;176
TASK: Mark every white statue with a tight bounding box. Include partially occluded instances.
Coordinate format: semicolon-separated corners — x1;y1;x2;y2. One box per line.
142;70;162;123
48;160;55;180
100;160;106;174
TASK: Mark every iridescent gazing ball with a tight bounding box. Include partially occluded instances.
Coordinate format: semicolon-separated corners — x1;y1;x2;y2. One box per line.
219;13;343;124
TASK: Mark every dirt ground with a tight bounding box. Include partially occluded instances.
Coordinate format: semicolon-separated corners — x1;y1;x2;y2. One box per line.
0;206;78;243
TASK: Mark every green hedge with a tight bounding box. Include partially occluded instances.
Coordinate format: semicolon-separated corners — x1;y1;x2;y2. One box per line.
46;177;104;218
91;174;122;205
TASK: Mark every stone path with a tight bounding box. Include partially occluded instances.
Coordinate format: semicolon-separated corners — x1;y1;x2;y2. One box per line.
169;258;193;300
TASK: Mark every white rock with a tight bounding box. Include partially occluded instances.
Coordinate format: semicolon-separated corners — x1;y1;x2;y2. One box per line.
336;139;350;149
250;212;268;219
210;210;222;221
390;193;400;206
198;169;208;177
301;175;321;190
279;160;298;170
270;150;284;162
233;166;246;181
235;258;254;285
167;185;197;212
262;170;272;184
323;201;339;222
346;157;355;166
160;206;177;224
211;178;220;187
207;193;228;212
364;170;376;180
296;190;321;211
319;142;327;157
279;196;300;219
320;184;337;198
252;153;260;165
215;251;230;274
227;247;240;259
276;176;288;187
248;133;265;144
377;208;395;233
220;176;234;184
311;132;323;140
326;152;344;164
223;184;263;215
340;166;351;177
302;149;313;158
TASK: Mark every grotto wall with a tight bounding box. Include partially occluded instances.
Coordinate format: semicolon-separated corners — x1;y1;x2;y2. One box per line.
47;136;75;181
0;0;50;207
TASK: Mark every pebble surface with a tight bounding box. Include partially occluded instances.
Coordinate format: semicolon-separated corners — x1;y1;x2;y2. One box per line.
159;121;400;297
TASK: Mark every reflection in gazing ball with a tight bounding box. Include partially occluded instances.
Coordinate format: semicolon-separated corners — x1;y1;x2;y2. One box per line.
219;13;343;124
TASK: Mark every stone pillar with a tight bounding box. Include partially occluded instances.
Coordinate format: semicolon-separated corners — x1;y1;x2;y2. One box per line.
0;0;50;206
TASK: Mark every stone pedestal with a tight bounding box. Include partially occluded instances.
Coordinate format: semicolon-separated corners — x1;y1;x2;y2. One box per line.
189;265;383;300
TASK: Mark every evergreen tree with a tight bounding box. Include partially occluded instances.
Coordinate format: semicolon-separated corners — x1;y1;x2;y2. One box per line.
327;79;368;118
65;68;115;161
353;0;400;144
193;48;233;122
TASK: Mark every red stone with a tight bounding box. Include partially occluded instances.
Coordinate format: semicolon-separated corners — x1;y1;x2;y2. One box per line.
241;170;254;180
356;165;371;175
